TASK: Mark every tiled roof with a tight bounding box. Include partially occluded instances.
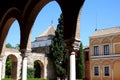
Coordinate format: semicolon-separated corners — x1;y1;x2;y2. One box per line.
91;27;120;37
37;25;55;37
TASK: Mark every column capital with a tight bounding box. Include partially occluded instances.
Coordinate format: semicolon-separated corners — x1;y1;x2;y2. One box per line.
72;39;80;51
65;38;80;53
71;52;75;55
19;49;31;53
19;49;30;57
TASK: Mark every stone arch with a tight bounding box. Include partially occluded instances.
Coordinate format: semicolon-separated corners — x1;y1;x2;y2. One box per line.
34;60;44;78
20;0;62;50
112;36;120;43
0;7;21;54
102;38;110;44
113;60;120;80
19;0;84;50
57;0;84;40
5;54;18;79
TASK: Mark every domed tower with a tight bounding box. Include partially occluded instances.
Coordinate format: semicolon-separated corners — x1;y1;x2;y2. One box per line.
31;25;55;53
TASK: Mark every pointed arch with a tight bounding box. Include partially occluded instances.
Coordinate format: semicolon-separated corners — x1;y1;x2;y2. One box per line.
20;0;62;50
0;8;21;54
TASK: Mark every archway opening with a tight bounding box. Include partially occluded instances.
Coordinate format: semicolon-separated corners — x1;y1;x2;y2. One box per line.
31;1;61;52
5;54;17;79
34;60;44;78
5;20;20;50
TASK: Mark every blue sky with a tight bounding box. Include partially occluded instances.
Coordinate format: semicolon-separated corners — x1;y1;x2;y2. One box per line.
6;0;120;47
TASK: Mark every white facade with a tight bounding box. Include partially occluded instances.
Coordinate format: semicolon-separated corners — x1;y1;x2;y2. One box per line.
31;25;55;48
31;37;52;48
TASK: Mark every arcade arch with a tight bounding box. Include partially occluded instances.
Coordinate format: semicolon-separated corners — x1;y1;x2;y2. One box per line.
5;54;17;79
0;8;21;54
0;0;84;80
31;1;61;47
34;60;44;78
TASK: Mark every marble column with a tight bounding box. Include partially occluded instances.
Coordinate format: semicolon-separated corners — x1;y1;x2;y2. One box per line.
19;49;28;80
70;52;76;80
22;56;27;80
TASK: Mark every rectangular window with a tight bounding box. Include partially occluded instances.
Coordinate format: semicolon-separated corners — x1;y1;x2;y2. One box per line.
104;45;109;55
104;65;110;76
94;66;99;76
94;46;99;56
85;52;89;61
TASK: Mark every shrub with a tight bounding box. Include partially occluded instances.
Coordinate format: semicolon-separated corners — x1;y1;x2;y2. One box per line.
27;67;35;78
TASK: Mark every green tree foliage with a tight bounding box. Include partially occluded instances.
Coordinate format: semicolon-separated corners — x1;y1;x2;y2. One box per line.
5;57;12;78
15;44;20;50
6;43;13;48
27;68;35;78
34;61;41;78
76;42;85;79
6;43;20;49
50;14;67;79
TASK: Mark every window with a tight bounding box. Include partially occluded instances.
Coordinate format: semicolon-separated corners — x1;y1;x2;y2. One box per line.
94;66;99;76
104;45;109;55
85;52;89;61
94;46;99;56
104;65;110;76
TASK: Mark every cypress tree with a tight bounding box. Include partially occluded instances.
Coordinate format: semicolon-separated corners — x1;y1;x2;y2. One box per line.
50;14;67;79
76;42;85;79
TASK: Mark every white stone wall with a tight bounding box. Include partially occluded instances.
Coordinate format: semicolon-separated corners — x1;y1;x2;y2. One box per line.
27;53;56;79
1;49;55;79
1;49;22;79
31;40;51;48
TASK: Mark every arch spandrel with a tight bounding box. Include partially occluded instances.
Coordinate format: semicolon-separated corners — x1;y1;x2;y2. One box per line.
91;61;101;65
102;38;110;43
102;60;111;64
112;36;120;43
90;39;100;45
